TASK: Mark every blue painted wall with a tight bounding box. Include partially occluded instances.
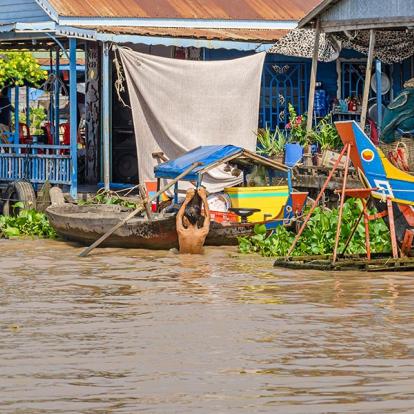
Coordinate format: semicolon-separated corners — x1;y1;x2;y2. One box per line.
205;47;408;127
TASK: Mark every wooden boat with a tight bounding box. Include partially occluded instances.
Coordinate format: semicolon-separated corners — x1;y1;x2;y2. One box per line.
47;146;308;250
46;203;285;249
46;204;178;249
336;121;414;246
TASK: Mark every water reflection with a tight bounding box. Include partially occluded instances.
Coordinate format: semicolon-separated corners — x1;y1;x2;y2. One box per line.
1;239;414;413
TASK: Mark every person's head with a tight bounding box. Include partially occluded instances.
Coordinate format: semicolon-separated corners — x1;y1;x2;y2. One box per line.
183;193;205;228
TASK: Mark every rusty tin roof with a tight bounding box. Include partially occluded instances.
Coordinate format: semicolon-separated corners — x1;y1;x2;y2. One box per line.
47;0;321;21
89;26;290;42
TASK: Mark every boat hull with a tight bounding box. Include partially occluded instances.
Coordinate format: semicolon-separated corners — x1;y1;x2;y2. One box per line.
46;204;269;249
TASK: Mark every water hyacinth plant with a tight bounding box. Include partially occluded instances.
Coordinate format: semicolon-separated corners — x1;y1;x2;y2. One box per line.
0;203;56;239
239;199;391;257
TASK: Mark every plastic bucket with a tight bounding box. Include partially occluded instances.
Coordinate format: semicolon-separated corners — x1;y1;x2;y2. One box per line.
285;143;303;167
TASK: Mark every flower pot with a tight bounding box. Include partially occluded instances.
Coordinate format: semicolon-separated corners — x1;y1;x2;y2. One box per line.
271;153;285;165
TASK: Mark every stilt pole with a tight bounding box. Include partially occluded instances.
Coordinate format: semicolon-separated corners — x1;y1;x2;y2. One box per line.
387;197;399;259
286;143;349;258
304;20;321;166
306;19;321;133
362;199;371;260
360;29;376;128
332;144;351;263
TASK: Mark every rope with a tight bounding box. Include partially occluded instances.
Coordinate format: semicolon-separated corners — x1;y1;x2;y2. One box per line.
112;45;131;109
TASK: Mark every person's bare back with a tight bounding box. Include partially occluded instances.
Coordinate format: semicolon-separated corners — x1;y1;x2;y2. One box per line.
176;188;210;254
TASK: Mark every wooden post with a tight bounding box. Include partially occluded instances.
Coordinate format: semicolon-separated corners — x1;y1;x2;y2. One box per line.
306;20;321;133
386;197;399;259
304;20;321;166
360;29;376;128
332;143;351;263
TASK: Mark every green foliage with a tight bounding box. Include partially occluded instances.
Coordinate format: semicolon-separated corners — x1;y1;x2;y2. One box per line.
313;115;341;150
285;103;341;150
19;106;47;135
256;126;287;158
0;51;48;89
239;199;392;257
78;190;138;209
0;204;56;239
287;103;312;146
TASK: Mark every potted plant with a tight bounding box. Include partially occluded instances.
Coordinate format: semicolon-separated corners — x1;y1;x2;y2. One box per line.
256;125;287;164
285;104;315;167
313;115;343;167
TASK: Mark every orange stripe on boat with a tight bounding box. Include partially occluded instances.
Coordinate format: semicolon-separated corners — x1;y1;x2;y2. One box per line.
335;121;362;171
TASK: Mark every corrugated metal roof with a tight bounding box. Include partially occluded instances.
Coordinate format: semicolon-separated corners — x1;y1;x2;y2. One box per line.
299;0;412;32
89;26;289;42
47;0;321;21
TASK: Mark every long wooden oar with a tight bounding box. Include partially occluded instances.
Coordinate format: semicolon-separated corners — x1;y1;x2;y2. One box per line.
79;161;201;257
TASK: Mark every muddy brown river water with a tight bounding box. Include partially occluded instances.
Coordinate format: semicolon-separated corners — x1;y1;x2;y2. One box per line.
1;239;414;413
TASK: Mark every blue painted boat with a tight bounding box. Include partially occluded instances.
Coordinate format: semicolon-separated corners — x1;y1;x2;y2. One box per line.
336;120;414;244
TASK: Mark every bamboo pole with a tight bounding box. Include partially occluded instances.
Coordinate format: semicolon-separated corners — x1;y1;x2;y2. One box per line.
341;209;364;256
360;29;376;128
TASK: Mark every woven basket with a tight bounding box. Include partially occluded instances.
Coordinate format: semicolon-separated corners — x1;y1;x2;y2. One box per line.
379;137;414;172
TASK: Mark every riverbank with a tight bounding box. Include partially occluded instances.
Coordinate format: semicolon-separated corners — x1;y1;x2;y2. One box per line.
1;239;414;413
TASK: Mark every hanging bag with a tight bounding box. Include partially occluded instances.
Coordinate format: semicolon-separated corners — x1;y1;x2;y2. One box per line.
387;141;410;171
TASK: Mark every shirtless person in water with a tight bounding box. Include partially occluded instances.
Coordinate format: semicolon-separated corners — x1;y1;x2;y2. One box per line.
176;187;210;254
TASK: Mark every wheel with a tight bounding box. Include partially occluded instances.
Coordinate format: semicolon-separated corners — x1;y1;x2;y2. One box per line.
2;180;37;216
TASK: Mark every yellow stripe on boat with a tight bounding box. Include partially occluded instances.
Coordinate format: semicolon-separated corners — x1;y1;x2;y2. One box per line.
225;186;289;222
378;148;414;183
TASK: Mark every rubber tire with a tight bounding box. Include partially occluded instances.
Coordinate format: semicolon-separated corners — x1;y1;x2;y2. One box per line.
2;181;37;216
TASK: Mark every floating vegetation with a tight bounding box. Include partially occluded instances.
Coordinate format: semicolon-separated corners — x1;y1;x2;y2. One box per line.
0;203;56;239
77;189;139;209
239;199;392;257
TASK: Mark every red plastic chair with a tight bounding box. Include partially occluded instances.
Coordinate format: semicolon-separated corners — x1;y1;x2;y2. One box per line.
19;123;31;145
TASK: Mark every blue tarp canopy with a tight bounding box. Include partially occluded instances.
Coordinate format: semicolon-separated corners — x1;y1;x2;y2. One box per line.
154;145;242;181
154;145;288;181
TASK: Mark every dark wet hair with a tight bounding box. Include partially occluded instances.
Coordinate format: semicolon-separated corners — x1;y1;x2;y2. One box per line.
184;193;205;227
